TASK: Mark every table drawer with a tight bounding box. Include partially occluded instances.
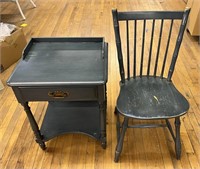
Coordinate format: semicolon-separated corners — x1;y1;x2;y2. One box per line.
19;87;98;101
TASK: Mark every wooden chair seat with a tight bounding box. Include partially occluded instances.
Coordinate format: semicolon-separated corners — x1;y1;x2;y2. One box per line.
116;77;189;119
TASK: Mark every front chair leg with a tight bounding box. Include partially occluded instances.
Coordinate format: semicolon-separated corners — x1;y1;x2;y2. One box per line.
114;117;128;162
175;117;181;159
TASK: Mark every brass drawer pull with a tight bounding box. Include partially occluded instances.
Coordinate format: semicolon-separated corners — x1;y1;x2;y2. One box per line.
48;91;69;98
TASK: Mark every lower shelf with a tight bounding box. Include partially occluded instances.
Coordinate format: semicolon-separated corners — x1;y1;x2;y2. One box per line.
40;101;101;142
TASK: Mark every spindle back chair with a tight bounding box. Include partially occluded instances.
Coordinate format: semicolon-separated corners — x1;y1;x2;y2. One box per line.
112;8;190;162
0;0;36;20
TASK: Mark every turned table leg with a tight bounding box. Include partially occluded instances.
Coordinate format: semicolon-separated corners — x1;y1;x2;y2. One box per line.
22;102;46;150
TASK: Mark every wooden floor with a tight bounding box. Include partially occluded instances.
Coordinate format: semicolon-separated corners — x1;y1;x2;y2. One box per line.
0;0;200;168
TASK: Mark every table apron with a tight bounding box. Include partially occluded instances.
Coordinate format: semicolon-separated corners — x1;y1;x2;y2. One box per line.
13;86;100;102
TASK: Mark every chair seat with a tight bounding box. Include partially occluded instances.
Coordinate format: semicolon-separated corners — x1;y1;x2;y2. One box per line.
116;76;189;119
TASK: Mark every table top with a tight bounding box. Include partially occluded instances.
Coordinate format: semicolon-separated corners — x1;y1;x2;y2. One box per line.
7;37;108;87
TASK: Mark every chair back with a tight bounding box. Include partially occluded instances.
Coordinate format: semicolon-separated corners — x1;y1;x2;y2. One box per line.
112;9;190;83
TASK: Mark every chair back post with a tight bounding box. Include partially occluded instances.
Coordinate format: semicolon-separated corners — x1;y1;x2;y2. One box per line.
167;8;190;81
112;9;125;83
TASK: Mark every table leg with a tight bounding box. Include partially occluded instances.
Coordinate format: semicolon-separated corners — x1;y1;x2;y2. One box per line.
99;100;107;149
99;84;107;149
21;102;46;150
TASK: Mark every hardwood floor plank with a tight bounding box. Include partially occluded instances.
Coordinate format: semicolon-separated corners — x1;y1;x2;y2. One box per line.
59;135;73;169
156;127;174;169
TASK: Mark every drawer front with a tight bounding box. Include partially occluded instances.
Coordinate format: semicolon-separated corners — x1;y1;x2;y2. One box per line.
19;87;98;101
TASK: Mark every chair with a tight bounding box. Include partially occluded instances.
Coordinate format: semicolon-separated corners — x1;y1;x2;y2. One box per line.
112;8;190;162
0;0;36;20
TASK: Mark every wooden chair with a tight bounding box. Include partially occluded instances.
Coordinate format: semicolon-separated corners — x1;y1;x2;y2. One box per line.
112;8;190;162
0;0;36;20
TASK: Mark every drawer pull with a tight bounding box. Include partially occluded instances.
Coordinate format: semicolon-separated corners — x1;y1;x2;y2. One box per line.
48;91;69;98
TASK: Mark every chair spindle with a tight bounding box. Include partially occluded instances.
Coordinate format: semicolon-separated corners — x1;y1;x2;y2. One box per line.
147;19;155;77
140;19;146;77
133;20;137;78
154;19;164;77
126;20;130;79
160;19;174;78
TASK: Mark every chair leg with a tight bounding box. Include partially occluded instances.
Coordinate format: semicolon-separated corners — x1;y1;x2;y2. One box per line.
114;117;128;162
166;119;175;141
29;0;36;7
175;117;181;159
15;0;26;20
116;112;120;142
